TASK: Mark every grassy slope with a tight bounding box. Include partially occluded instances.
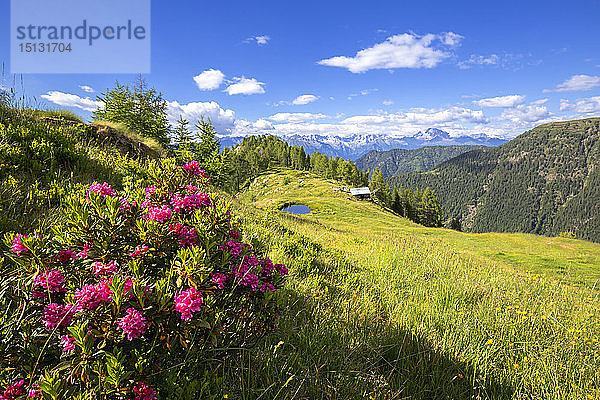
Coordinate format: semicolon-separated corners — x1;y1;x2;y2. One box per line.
229;168;600;399
244;168;600;287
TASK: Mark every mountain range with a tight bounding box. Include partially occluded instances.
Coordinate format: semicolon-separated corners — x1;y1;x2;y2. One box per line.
355;145;484;176
218;128;507;160
389;118;600;242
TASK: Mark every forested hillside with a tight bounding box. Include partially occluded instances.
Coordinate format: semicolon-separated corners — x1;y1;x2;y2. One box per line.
389;118;600;242
355;145;483;176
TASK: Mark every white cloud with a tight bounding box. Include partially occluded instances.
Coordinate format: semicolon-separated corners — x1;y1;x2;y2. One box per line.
292;94;319;105
268;112;328;123
246;35;270;45
348;88;378;100
40;91;102;112
559;97;600;113
318;32;462;73
166;100;236;132
224;77;265;95
79;85;94;93
458;54;499;69
474;95;525;108
499;104;552;124
193;69;226;91
342;106;487;126
382;100;394;106
544;74;600;92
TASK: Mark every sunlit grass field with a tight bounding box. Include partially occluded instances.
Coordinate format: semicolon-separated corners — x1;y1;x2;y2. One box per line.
222;168;600;399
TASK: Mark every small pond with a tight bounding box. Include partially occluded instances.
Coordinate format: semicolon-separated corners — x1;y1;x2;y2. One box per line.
281;204;312;214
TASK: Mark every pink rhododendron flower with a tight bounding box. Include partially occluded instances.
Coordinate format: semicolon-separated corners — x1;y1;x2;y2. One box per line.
119;198;136;213
260;282;275;292
2;379;24;399
129;245;149;257
144;185;156;197
221;240;242;257
11;234;28;255
117;308;146;340
56;249;76;264
260;258;274;277
275;263;289;276
181;160;206;177
87;182;116;198
34;270;66;293
93;261;117;276
42;303;74;330
132;382;156;400
184;184;199;193
27;384;40;398
229;229;240;239
241;273;260;291
211;272;228;289
168;223;198;247
77;242;92;259
146;205;172;223
174;288;203;321
60;335;77;353
74;283;111;311
171;193;210;213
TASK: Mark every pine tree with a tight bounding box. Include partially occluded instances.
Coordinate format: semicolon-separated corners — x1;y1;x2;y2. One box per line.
94;77;170;145
369;168;391;206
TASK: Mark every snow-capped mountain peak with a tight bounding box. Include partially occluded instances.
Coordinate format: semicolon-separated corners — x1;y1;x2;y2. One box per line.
218;129;506;160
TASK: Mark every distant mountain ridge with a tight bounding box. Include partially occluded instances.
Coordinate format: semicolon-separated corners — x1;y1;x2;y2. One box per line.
389;118;600;242
355;145;483;176
218;128;507;160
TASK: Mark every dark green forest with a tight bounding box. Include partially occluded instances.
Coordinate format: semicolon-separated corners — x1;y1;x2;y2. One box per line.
389;118;600;242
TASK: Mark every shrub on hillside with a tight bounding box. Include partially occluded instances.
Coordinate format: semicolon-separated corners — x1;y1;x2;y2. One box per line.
0;159;287;399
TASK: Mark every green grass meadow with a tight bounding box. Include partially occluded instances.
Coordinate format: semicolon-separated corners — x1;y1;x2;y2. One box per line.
219;168;600;399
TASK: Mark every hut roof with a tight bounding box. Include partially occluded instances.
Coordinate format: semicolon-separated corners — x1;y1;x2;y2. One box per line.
350;187;371;196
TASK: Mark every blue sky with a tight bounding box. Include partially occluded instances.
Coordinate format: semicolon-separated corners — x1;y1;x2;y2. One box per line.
2;0;600;139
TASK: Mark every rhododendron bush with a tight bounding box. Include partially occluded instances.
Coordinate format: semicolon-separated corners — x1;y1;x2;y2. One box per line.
0;159;287;399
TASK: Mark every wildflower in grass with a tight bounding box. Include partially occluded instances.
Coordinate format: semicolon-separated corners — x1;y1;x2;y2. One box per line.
2;379;24;400
184;184;199;193
117;308;146;340
42;303;74;330
168;223;198;247
74;283;111;311
174;288;203;321
260;257;274;277
119;199;136;213
240;272;259;291
129;245;149;257
260;282;275;292
56;249;76;264
34;270;66;293
27;384;40;398
275;263;289;276
87;182;116;198
181;160;206;177
212;272;228;289
77;242;92;259
60;335;77;353
146;205;172;223
132;382;156;400
221;240;242;257
144;185;156;197
93;261;117;276
11;234;28;255
171;193;210;213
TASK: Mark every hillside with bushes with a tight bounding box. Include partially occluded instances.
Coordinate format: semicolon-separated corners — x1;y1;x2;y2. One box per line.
355;144;483;176
1;82;599;398
389;118;600;242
